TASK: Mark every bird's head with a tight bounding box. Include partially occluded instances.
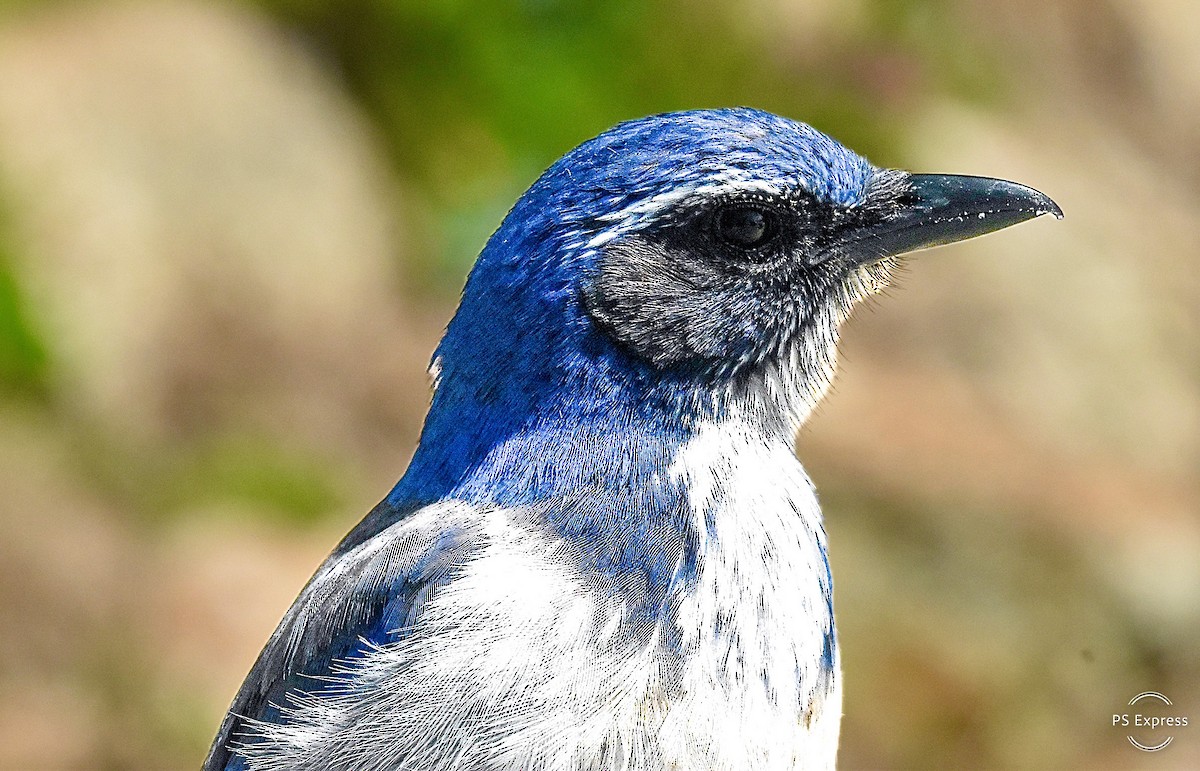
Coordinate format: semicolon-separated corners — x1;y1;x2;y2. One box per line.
434;108;1060;433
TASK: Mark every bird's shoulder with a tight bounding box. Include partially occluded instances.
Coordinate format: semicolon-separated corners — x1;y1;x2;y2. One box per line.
204;497;493;770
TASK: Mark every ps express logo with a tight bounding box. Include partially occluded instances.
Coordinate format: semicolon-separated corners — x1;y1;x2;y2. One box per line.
1113;691;1189;752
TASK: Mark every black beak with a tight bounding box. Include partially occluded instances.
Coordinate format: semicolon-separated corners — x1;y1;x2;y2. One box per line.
845;173;1062;266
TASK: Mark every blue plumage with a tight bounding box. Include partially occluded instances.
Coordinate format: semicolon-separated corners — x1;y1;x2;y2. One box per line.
206;108;1059;771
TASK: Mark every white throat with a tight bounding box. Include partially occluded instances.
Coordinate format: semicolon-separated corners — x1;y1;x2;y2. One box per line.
663;416;840;769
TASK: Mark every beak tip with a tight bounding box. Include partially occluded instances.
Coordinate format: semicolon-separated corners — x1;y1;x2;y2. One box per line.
989;177;1063;222
1030;189;1064;221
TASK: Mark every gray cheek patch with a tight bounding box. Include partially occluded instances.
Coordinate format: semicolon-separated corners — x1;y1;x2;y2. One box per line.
583;235;760;370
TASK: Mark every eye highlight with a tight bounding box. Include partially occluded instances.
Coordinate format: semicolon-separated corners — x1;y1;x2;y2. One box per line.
713;204;776;249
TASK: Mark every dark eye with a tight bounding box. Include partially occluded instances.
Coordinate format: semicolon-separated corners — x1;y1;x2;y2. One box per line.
714;205;775;249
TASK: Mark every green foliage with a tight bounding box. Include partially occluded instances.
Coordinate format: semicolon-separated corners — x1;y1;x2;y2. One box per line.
74;429;348;527
162;435;347;525
0;228;48;399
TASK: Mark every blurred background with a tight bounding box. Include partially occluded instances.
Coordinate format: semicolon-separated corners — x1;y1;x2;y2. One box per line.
0;0;1195;768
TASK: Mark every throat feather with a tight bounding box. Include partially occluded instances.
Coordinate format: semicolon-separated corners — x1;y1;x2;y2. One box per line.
670;419;836;712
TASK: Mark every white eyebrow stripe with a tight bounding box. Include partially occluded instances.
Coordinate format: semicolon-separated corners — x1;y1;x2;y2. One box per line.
584;229;620;249
585;177;795;249
597;179;789;223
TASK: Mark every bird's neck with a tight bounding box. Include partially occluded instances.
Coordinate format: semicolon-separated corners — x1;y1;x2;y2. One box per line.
391;379;687;508
387;375;836;698
389;361;805;511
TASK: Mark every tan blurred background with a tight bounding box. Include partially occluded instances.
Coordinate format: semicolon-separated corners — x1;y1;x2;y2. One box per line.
0;0;1195;768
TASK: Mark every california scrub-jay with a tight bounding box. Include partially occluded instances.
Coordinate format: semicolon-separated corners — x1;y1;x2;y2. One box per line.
206;108;1060;771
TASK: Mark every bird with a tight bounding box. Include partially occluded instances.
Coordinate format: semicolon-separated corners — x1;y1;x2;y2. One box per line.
205;107;1061;771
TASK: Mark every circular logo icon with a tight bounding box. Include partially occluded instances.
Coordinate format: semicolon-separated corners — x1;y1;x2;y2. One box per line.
1113;691;1189;752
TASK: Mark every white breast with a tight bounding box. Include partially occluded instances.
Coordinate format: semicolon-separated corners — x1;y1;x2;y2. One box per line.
238;424;839;771
659;418;841;771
